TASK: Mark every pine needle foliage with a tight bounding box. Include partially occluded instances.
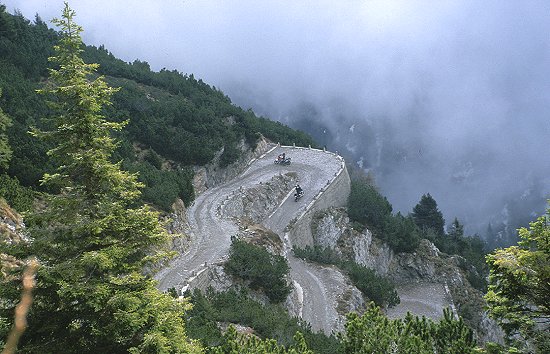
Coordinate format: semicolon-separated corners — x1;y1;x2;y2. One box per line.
5;4;202;353
485;203;550;351
340;304;476;354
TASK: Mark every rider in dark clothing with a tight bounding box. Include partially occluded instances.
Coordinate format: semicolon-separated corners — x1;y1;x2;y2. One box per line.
295;184;303;195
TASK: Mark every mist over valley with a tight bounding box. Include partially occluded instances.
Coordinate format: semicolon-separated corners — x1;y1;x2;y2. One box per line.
6;0;550;245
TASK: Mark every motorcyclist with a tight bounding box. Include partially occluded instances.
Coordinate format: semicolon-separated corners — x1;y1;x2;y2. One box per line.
295;184;303;195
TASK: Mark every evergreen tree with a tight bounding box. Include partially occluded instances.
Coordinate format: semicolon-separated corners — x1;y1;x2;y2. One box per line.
225;239;290;303
411;193;445;237
340;304;476;353
0;90;12;170
210;326;313;354
3;4;201;352
383;212;421;253
485;203;550;351
447;218;464;240
347;180;392;230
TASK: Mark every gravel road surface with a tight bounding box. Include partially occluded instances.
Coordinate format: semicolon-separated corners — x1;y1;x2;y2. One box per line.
386;282;453;320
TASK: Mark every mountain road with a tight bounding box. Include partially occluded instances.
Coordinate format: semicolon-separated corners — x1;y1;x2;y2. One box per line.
155;145;350;333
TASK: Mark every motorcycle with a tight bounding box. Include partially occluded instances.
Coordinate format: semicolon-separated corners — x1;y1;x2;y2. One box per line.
274;157;291;165
294;190;304;202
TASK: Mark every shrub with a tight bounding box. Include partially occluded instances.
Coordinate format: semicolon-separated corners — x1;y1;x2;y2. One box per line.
292;245;340;265
219;142;240;167
348;180;392;230
186;289;341;354
293;246;400;308
382;212;421;253
125;161;194;211
341;261;400;308
225;239;290;303
0;174;35;211
342;305;476;353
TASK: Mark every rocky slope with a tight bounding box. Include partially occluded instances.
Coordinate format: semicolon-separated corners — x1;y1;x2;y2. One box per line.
165;136;272;253
0;199;26;282
309;207;504;343
192;136;271;194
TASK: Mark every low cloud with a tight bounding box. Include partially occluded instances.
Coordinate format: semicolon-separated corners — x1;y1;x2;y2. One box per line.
6;0;550;237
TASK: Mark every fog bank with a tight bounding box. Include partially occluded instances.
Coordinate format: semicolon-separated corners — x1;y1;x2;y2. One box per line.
5;0;550;241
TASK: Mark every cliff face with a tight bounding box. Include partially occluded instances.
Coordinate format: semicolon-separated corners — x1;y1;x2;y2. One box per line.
310;207;504;344
192;136;271;194
224;172;298;225
287;160;350;248
164;198;192;253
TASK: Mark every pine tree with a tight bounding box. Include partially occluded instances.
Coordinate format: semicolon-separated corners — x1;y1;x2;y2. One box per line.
485;203;550;351
6;4;201;352
210;326;313;354
347;180;392;230
447;218;464;240
411;193;445;237
341;304;476;353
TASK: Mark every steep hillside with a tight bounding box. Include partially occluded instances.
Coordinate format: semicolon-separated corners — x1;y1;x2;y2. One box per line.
0;6;517;352
0;198;25;288
0;6;315;211
302;207;504;344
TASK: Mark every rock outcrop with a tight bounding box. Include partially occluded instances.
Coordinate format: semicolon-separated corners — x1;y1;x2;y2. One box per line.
0;199;26;281
165;198;192;253
224;172;297;224
287;162;350;248
309;207;504;343
192;136;271;194
167;137;272;253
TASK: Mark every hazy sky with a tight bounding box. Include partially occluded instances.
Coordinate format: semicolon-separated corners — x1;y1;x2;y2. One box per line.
4;0;550;235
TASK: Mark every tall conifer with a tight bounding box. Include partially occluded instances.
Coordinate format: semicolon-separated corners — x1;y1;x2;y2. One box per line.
411;193;445;237
11;4;201;352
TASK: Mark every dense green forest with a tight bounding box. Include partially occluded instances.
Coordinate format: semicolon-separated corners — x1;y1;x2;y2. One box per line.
1;4;548;353
0;4;315;211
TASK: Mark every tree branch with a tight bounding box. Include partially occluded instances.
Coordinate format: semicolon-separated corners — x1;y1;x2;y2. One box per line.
2;259;38;354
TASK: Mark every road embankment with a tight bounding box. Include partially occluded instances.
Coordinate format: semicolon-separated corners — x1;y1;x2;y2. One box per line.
287;158;350;248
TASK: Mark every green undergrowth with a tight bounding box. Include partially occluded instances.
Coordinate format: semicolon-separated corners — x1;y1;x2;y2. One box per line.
185;289;343;354
293;245;399;308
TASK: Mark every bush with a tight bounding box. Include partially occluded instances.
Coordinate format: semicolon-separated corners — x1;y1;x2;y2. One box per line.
382;213;421;253
219;142;240;167
143;148;163;169
341;261;400;308
342;306;477;353
125;161;194;211
186;289;342;354
293;246;399;308
292;245;340;265
225;239;291;303
348;180;392;230
0;174;35;211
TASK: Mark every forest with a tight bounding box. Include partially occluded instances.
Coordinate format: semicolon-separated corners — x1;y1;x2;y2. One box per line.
0;4;548;353
0;4;316;213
